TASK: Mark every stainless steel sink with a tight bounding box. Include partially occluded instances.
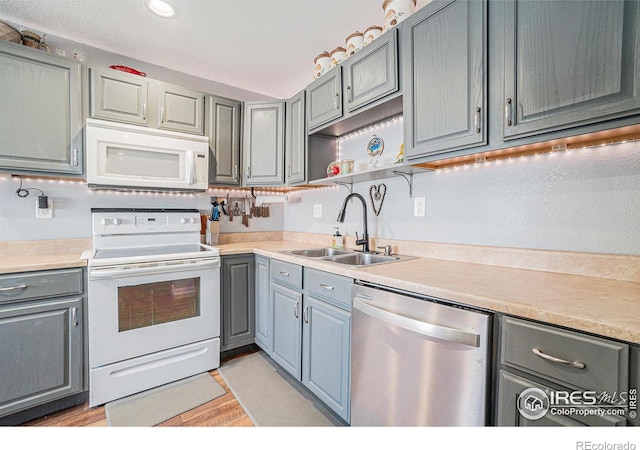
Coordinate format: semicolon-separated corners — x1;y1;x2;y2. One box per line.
287;248;352;257
322;252;400;266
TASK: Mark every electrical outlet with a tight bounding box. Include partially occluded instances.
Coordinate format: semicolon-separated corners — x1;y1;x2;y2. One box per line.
36;198;53;219
313;204;322;218
414;197;425;217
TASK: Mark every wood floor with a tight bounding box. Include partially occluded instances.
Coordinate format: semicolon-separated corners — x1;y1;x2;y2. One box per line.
22;359;254;427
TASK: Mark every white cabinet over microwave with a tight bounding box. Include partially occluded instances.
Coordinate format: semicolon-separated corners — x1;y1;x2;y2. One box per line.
85;118;209;192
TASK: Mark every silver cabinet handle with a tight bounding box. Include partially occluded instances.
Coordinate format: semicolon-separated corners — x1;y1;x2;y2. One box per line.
279;271;290;277
246;166;250;179
320;283;334;291
294;300;299;318
334;92;340;110
71;306;78;327
72;148;79;166
474;107;481;133
505;98;512;127
353;297;480;347
303;306;309;323
288;164;292;178
161;106;165;123
347;85;352;103
233;165;238;179
0;284;27;292
532;348;586;369
142;102;147;120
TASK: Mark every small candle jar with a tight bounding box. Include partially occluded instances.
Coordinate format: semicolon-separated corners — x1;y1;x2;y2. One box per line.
382;0;417;30
330;46;347;67
345;31;364;57
314;51;331;79
364;25;383;46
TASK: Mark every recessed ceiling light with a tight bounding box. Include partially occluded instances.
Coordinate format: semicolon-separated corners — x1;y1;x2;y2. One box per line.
145;0;177;18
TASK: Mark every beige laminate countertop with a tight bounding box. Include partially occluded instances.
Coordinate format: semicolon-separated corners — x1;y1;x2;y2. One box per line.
0;253;87;275
217;240;640;344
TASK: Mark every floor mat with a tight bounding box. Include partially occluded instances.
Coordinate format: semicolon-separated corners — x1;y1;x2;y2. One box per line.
217;351;344;427
105;373;225;426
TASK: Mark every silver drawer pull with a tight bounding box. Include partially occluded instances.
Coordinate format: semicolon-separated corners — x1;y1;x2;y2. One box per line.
532;348;586;369
0;284;27;292
279;271;290;277
320;283;334;291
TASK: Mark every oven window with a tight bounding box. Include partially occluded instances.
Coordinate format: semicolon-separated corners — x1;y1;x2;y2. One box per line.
118;278;200;332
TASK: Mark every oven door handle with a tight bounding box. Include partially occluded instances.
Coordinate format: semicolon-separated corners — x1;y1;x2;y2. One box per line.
89;260;219;280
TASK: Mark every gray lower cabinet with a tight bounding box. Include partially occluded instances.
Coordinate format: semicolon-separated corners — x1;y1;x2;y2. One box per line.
271;282;303;378
285;90;307;185
0;41;83;175
0;269;84;418
90;66;205;135
207;95;242;186
502;0;640;140
243;101;285;186
403;0;487;160
343;27;398;114
221;255;255;352
496;316;630;426
254;256;271;352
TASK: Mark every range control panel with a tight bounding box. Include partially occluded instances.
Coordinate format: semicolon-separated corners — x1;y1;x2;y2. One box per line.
92;209;200;235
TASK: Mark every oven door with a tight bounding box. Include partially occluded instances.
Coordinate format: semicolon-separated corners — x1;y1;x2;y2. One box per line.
88;257;220;368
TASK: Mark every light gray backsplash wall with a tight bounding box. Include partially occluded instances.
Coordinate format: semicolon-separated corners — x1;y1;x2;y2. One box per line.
0;180;283;241
285;139;640;256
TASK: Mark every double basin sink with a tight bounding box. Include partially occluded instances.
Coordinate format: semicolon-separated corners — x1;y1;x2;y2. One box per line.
284;247;415;267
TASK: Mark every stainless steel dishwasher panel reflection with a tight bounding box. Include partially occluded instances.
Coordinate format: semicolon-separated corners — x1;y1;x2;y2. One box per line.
350;283;492;426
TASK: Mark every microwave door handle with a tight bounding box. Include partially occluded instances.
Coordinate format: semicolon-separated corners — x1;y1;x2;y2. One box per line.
186;151;196;184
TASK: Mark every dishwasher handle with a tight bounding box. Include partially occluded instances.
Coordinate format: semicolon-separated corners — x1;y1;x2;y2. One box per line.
353;296;480;348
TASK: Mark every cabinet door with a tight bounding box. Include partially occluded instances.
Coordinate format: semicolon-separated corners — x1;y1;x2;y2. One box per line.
221;255;255;351
271;283;302;380
255;256;272;353
302;295;351;423
243;101;285;186
306;67;343;131
0;297;83;418
0;42;83;174
90;66;149;126
156;82;205;135
344;28;398;113
403;0;487;159
503;0;640;139
285;90;306;185
497;370;626;426
207;95;241;186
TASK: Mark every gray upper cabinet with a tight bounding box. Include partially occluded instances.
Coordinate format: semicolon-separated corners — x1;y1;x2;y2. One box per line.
207;95;241;186
502;0;640;140
0;41;82;175
285;90;307;185
306;67;343;131
404;0;487;160
156;82;205;134
243;101;285;186
90;66;149;126
90;66;205;135
344;28;399;114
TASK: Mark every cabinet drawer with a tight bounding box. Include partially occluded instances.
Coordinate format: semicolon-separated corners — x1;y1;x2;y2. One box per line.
0;269;83;305
304;268;352;310
270;260;302;290
501;317;628;393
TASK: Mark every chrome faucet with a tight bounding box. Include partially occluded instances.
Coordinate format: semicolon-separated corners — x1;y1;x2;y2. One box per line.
336;193;370;252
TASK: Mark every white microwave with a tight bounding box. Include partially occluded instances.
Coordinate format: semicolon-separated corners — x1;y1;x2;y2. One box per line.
85;118;209;192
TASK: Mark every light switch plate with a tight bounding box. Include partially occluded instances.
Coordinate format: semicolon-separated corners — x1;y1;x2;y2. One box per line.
313;204;322;218
36;198;53;219
414;197;425;217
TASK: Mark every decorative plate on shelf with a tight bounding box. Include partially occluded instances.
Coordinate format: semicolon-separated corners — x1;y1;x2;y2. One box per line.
109;65;147;77
367;135;384;158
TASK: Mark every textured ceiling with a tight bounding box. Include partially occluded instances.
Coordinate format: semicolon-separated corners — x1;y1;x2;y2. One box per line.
0;0;428;99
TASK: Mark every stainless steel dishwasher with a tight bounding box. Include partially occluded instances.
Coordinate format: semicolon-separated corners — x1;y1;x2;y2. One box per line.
350;282;493;426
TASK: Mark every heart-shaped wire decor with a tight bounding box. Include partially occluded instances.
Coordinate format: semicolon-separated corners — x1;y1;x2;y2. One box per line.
369;183;387;216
